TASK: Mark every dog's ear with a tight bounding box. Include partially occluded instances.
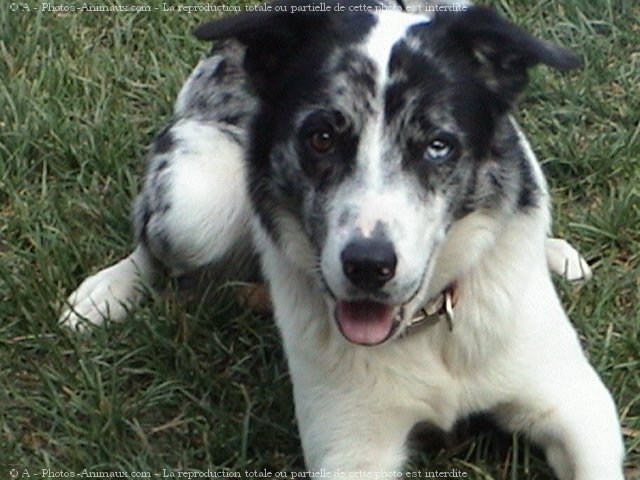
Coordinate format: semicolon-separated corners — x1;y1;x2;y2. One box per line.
194;2;329;98
439;6;582;103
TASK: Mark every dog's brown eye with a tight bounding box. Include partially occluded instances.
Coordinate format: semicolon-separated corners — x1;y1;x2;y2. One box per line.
308;130;335;154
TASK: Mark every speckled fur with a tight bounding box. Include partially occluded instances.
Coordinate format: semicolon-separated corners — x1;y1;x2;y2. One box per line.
60;2;622;478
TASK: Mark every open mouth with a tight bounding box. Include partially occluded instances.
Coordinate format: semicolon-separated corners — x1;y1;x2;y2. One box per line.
335;300;402;346
328;251;437;346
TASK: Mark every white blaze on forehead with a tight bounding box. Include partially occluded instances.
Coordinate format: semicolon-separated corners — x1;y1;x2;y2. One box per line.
346;11;433;237
364;10;433;86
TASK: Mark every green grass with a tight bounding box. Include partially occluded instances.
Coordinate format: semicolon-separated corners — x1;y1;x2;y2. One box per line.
1;0;638;478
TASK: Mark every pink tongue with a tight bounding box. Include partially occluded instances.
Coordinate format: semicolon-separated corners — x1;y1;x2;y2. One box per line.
335;301;396;345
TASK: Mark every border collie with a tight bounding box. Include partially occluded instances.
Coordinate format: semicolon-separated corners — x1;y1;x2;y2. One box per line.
61;1;623;477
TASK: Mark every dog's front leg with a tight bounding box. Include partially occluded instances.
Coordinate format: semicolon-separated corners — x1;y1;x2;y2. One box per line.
283;350;420;476
498;342;624;479
61;120;251;330
529;373;622;480
59;244;158;330
294;383;416;475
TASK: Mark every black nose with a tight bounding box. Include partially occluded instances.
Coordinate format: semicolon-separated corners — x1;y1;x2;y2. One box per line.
341;239;397;291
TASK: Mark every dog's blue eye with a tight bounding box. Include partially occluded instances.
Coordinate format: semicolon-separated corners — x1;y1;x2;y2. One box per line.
424;139;452;163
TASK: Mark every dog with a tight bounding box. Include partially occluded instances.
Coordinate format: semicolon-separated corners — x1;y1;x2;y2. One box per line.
60;1;624;478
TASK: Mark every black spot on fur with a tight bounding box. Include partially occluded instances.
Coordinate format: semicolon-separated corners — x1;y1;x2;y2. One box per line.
336;50;377;99
517;154;538;209
153;126;174;154
409;412;511;457
210;59;227;80
487;170;503;193
155;159;169;172
493;120;540;211
219;92;233;104
197;99;209;111
338;208;354;227
154;231;173;259
384;81;408;123
220;113;243;126
135;197;153;245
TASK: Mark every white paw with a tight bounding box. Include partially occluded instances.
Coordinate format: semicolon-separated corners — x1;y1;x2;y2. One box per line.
546;238;593;282
60;249;153;330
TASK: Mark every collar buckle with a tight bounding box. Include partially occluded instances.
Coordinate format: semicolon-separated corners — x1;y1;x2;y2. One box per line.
405;283;457;334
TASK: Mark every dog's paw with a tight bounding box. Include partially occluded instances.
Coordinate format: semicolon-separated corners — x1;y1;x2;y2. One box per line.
60;256;148;331
546;238;593;282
